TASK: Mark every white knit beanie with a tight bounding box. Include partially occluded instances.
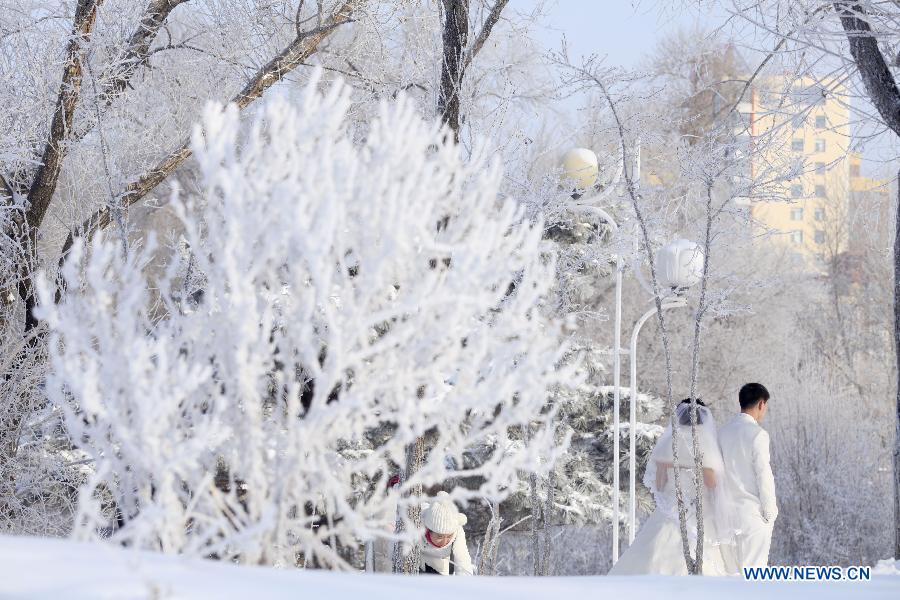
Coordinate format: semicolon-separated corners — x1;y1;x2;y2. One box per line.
422;491;466;534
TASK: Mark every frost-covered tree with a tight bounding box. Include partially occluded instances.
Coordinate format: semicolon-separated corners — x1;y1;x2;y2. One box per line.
34;77;570;568
1;0;548;542
1;0;368;537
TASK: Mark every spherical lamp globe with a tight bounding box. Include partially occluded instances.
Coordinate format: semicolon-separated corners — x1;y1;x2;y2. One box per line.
561;147;599;191
656;239;704;290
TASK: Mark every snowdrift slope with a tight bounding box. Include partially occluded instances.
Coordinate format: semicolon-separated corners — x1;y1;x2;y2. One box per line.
0;535;897;599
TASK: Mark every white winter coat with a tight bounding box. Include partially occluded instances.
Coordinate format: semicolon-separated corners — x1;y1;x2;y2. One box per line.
420;526;474;576
718;413;778;532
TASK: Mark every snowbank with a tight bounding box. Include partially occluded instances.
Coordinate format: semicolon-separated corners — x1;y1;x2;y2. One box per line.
874;558;900;576
0;535;897;600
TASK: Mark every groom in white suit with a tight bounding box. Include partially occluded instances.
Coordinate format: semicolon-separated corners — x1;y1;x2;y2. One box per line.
718;383;777;568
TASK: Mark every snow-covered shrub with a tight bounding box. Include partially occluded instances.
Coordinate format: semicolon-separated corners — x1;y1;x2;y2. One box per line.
35;76;570;568
502;342;665;527
874;558;900;576
768;357;893;567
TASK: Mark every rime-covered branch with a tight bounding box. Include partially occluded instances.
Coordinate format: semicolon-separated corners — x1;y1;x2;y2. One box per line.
55;0;363;299
24;0;104;234
100;0;190;105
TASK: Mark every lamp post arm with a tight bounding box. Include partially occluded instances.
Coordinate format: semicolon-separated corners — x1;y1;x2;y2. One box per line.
626;297;687;545
568;204;618;235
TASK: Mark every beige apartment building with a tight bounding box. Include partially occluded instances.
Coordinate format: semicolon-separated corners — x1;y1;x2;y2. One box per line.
746;77;890;266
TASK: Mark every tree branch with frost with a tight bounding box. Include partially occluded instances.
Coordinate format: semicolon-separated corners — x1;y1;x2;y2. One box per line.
24;0;104;236
465;0;510;70
54;0;363;302
439;0;512;139
599;79;698;574
438;0;469;138
37;79;570;568
552;43;763;571
0;173;14;204
99;0;191;105
725;2;832;117
835;1;900;136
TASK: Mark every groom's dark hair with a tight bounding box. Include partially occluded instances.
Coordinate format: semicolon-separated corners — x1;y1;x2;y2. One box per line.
739;383;769;410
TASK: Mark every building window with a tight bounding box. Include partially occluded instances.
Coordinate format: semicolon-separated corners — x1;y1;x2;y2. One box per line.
814;139;826;152
790;207;804;220
791;230;804;245
814;208;825;221
850;163;861;177
815;162;826;175
814;230;826;244
815;184;826;198
790;184;803;198
791;139;804;151
815;115;827;128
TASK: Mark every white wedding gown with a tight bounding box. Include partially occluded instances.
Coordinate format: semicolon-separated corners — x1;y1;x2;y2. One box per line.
608;405;739;577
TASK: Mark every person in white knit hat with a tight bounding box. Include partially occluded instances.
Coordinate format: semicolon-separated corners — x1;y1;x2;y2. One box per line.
419;491;473;575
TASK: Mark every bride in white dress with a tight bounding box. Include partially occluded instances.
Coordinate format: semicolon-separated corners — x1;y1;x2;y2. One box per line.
608;400;739;576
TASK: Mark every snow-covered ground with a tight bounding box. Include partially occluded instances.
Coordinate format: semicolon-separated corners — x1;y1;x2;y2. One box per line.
1;535;898;599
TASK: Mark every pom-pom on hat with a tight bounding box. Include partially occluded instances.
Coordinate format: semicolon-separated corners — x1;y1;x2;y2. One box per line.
422;491;467;535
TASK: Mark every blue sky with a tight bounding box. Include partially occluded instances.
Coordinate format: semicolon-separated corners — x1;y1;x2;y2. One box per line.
512;0;724;68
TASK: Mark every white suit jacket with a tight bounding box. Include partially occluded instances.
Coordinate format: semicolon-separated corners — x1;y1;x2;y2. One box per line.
718;413;778;529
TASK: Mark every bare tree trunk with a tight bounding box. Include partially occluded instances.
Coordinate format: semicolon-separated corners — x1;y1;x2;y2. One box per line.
477;514;493;575
490;516;502;574
25;0;104;239
684;183;717;574
17;0;105;333
391;499;406;573
835;3;900;137
540;469;556;576
835;1;900;558
404;437;424;574
437;0;509;141
392;437;425;574
478;500;502;576
894;168;900;557
438;0;469;140
529;471;541;575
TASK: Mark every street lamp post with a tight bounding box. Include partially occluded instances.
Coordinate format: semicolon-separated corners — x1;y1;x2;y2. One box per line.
562;148;627;561
572;202;625;559
626;239;705;544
